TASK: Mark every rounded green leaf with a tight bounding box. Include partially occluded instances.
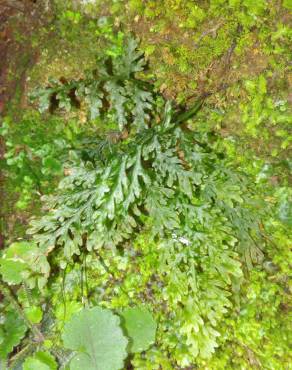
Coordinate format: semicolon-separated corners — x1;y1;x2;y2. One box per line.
0;241;50;288
23;351;57;370
121;307;157;353
24;306;43;324
0;310;27;360
62;307;128;370
69;353;96;370
0;259;27;285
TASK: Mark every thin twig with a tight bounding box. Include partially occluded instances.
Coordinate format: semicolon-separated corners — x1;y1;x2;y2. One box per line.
223;24;243;72
194;21;224;49
186;24;244;104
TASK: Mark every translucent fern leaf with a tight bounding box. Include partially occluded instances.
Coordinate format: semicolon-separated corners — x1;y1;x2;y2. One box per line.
114;38;145;78
130;84;153;131
105;81;127;131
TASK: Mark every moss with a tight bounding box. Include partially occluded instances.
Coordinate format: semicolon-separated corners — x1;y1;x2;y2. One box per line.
2;1;291;366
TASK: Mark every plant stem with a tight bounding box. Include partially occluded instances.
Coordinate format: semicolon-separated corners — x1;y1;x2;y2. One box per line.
23;282;33;306
175;97;207;124
0;280;45;343
8;342;35;369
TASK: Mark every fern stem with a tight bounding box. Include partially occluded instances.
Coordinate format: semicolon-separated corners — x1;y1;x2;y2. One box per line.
175;97;207;124
23;282;33;306
61;266;67;323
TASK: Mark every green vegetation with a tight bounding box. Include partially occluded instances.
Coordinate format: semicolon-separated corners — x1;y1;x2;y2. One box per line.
0;1;291;369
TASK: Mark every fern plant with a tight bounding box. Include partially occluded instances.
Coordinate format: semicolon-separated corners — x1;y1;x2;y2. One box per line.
1;37;268;369
32;38;155;132
28;98;263;265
